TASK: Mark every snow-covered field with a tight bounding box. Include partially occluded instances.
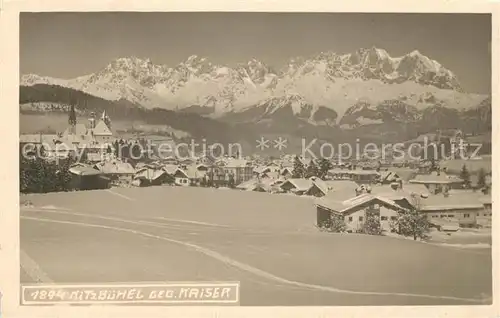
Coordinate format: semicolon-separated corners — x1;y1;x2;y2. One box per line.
428;228;492;247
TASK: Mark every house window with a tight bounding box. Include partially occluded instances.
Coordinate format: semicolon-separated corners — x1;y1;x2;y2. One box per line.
348;216;353;222
359;216;364;222
381;216;388;221
390;216;397;221
464;214;470;218
447;214;454;218
484;214;488;216
440;215;445;218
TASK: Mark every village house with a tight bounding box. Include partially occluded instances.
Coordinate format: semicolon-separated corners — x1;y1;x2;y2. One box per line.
349;169;381;184
226;159;254;184
315;189;410;233
82;142;112;163
195;154;215;166
477;193;492;227
208;159;253;185
183;164;208;186
315;180;436;233
235;178;273;192
280;178;315;195
68;164;110;190
327;168;354;180
205;165;227;187
390;157;409;168
93;160;135;184
280;167;293;179
418;191;486;228
322;180;360;193
409;172;464;194
327;168;380;184
253;166;270;177
280;177;338;197
253;164;281;177
178;157;196;166
161;156;179;165
379;170;400;184
417;161;434;174
383;167;418;182
163;165;191;186
133;165;171;187
302;177;361;197
195;164;209;173
256;170;279;180
305;177;330;197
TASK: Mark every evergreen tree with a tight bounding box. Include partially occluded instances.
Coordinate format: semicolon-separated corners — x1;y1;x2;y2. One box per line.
460;164;471;188
68;103;77;127
113;140;120;158
306;160;320;178
228;173;236;189
318;158;333;180
323;215;347;233
361;212;382;235
200;177;207;187
19;155;74;194
292;156;306;178
477;168;487;189
207;171;214;187
396;194;431;241
430;158;438;172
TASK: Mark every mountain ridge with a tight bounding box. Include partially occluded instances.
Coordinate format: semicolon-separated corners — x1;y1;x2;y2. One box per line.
20;47;491;149
21;47;487;124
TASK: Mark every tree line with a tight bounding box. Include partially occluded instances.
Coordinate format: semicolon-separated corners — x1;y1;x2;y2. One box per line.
20;147;76;193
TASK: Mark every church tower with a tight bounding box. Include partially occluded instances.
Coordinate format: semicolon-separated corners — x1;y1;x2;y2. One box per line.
68;102;77;135
101;110;111;130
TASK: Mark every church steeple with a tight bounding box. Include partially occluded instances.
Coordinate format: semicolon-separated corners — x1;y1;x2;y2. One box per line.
68;102;77;135
101;110;111;130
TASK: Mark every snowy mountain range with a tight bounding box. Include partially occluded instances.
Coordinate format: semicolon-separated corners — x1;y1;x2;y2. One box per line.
21;47;489;128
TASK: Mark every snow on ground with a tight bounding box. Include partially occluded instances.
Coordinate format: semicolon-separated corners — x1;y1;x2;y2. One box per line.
384;228;492;249
427;228;492;246
437;243;491;249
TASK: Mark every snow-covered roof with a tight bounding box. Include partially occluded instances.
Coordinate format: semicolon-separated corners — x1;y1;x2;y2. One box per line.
280;178;313;191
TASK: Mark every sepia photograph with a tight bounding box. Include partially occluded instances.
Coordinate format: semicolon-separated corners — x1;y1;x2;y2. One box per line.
14;10;494;309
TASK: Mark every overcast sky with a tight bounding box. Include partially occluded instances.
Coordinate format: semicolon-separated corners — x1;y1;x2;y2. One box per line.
20;12;491;94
